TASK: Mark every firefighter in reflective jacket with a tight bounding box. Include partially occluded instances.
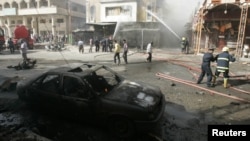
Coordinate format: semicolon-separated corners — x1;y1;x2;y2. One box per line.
213;46;236;88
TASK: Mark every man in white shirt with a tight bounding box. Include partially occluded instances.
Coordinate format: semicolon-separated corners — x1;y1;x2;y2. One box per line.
78;39;84;53
122;39;128;64
20;39;28;60
146;42;153;62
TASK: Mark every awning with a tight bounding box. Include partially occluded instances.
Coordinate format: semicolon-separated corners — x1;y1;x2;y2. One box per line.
72;25;94;33
86;22;116;26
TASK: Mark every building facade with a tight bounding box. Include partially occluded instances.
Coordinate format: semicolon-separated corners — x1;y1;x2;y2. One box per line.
0;0;86;42
86;0;158;23
193;0;250;57
85;0;162;47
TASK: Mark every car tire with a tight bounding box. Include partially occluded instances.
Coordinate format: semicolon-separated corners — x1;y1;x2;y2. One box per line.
107;116;135;138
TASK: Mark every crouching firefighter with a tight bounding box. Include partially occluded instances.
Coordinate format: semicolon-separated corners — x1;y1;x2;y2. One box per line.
197;48;215;87
212;46;236;88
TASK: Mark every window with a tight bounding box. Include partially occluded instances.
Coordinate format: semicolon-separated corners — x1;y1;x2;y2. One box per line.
57;19;64;23
0;28;4;36
106;7;121;16
84;67;120;94
146;5;152;21
30;0;37;8
4;3;10;8
17;20;23;24
40;19;46;23
72;6;77;11
39;74;60;94
20;1;27;9
40;0;48;7
11;20;15;25
63;76;89;99
12;2;18;9
90;6;96;22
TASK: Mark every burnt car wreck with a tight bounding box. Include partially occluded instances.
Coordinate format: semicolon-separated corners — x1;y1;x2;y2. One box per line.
17;64;166;137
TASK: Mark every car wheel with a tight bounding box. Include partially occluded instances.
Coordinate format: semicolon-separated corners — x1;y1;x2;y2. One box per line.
108;116;135;138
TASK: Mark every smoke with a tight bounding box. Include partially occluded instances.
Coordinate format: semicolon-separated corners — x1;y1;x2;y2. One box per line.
158;0;203;47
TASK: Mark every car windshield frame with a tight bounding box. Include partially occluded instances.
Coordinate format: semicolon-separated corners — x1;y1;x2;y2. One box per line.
81;65;124;96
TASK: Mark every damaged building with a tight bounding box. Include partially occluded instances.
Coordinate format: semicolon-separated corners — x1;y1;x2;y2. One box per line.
193;0;250;58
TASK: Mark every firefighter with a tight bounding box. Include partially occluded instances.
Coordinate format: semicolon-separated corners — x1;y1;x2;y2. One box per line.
180;37;189;54
197;48;216;87
212;46;236;88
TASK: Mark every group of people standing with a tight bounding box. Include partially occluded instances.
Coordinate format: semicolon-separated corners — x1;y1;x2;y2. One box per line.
197;46;236;88
77;38;132;65
94;37;113;53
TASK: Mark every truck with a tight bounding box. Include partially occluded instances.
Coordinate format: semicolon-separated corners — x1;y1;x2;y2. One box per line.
0;27;5;52
13;25;34;49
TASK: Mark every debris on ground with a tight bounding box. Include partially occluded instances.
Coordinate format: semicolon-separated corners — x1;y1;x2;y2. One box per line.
7;59;37;70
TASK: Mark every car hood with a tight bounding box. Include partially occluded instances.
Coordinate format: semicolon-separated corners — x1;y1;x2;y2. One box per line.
105;80;162;108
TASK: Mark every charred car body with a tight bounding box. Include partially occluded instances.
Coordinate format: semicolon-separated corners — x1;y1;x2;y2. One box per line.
17;64;166;137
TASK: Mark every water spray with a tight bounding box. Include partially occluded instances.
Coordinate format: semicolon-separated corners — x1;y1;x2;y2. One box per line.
113;21;120;38
146;10;181;40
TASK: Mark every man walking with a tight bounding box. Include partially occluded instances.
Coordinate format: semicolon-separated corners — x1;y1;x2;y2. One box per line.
113;40;121;65
213;46;236;88
122;39;128;64
108;36;113;52
197;48;216;87
78;39;84;53
89;38;93;53
95;39;100;52
20;39;28;60
146;42;153;62
8;37;15;54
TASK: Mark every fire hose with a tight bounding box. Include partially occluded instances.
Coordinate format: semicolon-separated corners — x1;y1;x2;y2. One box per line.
156;72;250;103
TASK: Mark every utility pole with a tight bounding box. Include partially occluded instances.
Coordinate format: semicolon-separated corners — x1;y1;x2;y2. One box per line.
68;0;72;45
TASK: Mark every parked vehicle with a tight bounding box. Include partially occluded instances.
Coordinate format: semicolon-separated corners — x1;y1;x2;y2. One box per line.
0;27;5;52
13;25;34;49
17;64;166;137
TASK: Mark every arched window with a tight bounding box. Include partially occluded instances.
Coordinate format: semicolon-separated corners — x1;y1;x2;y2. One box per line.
20;0;28;9
30;0;37;8
40;0;48;7
12;2;18;9
0;28;4;36
4;2;11;8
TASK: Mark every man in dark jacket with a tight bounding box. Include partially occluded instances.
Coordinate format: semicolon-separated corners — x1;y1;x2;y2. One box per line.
213;46;236;88
197;48;215;87
95;39;100;52
8;38;15;54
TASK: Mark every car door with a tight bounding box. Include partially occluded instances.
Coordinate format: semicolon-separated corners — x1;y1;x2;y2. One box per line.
60;75;95;122
28;73;62;111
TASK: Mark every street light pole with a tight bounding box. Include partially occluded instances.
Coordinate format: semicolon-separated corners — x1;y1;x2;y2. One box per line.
67;0;72;44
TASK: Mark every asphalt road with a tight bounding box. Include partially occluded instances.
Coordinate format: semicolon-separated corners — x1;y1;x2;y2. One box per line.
0;44;250;141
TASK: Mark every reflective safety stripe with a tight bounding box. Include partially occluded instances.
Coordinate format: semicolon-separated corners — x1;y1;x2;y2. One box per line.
218;58;229;61
218;69;225;72
217;66;229;70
